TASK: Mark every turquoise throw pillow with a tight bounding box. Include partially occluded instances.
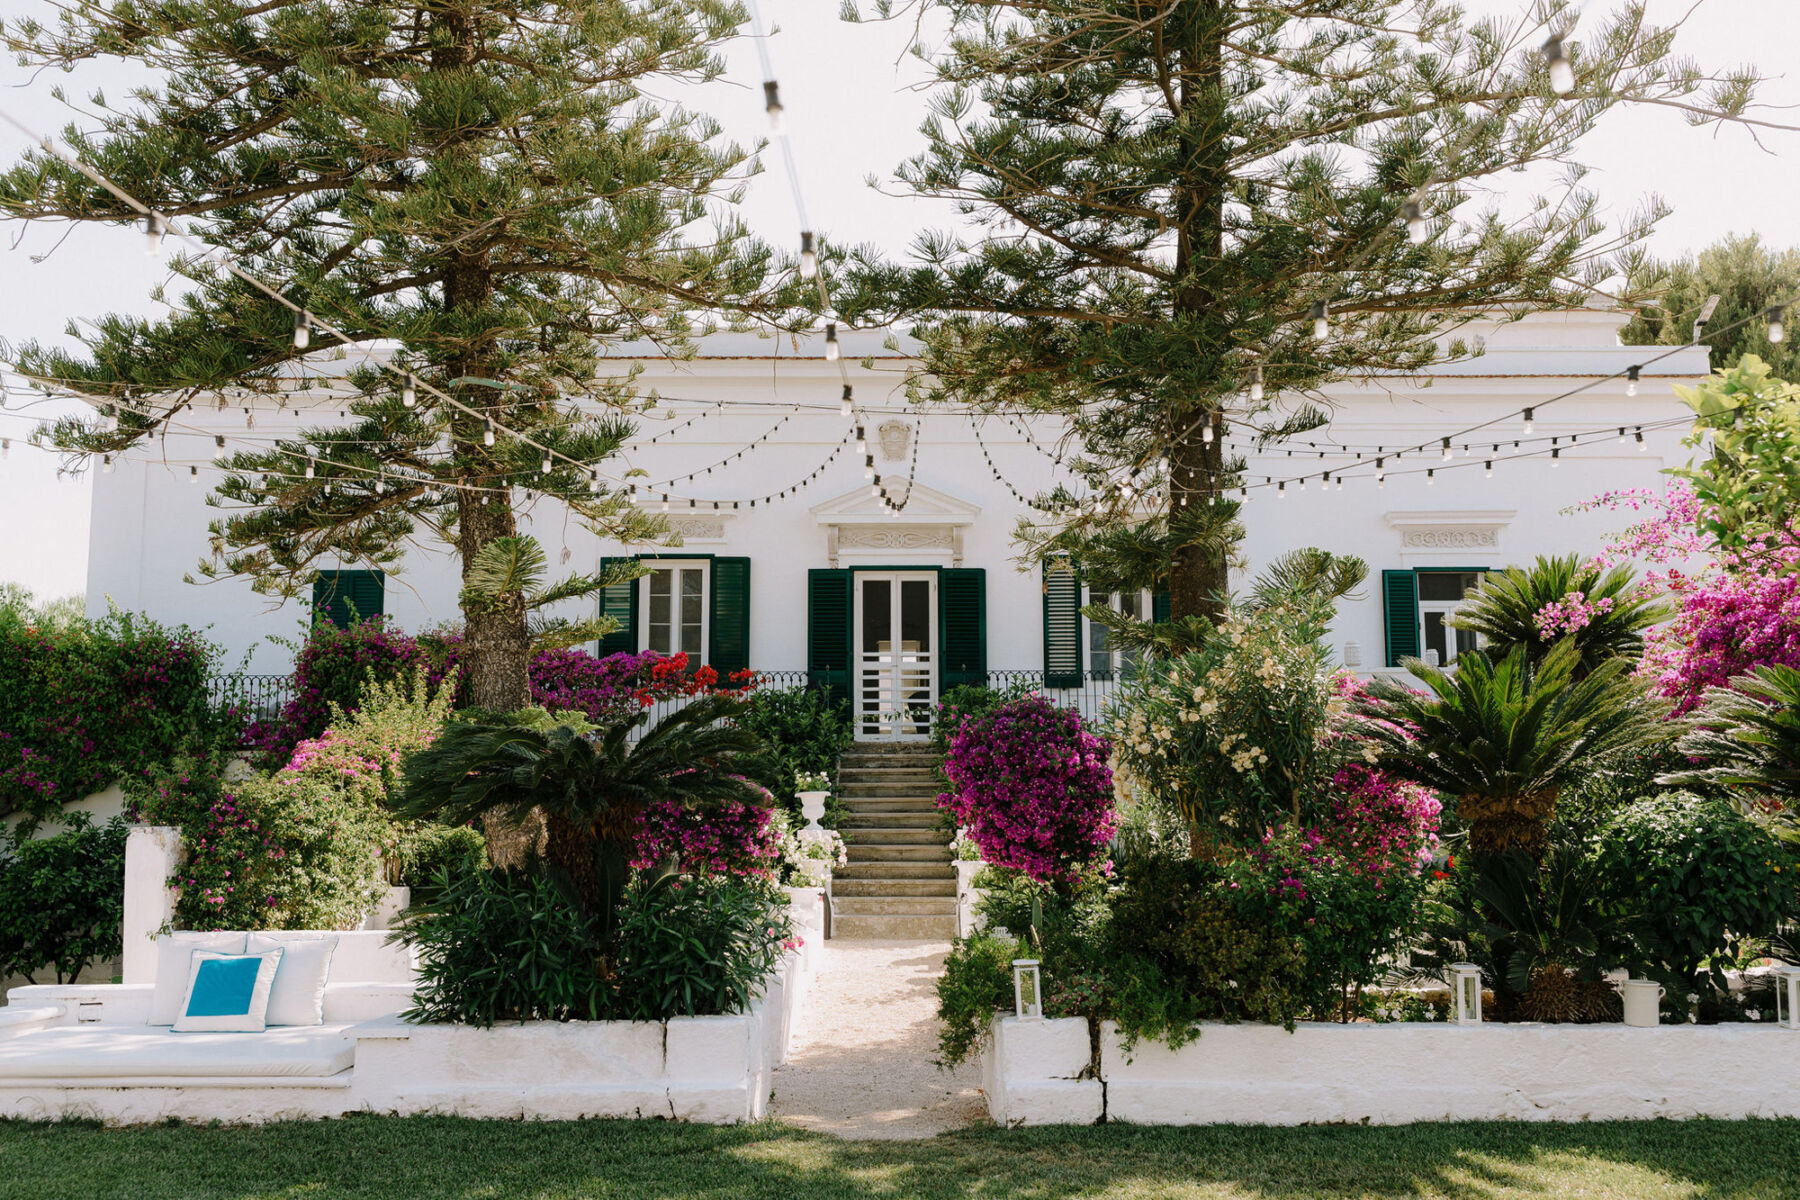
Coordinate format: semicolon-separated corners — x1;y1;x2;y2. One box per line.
185;955;264;1017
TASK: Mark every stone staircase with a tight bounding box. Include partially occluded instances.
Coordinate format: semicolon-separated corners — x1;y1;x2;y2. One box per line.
830;743;957;939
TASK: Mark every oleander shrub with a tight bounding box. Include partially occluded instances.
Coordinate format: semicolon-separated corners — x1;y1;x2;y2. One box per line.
937;696;1114;883
609;874;795;1021
0;813;128;984
0;606;221;818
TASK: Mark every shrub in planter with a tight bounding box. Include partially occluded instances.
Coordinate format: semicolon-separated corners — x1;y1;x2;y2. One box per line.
630;792;781;878
0;813;128;983
399;867;607;1025
733;687;852;823
610;874;795;1022
1590;790;1794;996
934;930;1020;1066
937;696;1114;883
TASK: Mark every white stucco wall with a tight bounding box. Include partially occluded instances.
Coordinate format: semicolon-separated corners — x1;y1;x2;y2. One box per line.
84;310;1707;679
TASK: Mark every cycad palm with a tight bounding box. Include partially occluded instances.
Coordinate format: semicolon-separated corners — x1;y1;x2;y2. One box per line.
1354;641;1667;858
1663;665;1800;807
399;696;776;924
1449;555;1668;676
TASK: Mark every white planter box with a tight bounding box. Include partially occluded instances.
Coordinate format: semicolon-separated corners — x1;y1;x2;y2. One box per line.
1095;1020;1800;1126
982;1017;1102;1127
350;953;800;1124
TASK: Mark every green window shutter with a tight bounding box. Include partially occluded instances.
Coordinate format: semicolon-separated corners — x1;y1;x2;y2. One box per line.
1152;590;1171;623
596;556;639;657
1043;561;1082;688
312;569;384;629
1382;569;1420;668
807;569;853;695
939;568;988;690
708;557;752;677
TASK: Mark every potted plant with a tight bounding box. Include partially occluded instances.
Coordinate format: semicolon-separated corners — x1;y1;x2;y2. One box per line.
794;770;832;835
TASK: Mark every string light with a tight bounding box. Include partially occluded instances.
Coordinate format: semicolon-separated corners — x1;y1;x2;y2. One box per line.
1311;301;1329;340
304;459;315;480
1277;480;1286;499
1403;198;1427;244
1543;34;1576;98
1770;305;1787;344
1522;407;1535;435
1618;427;1628;444
762;81;783;130
1426;468;1436;485
855;425;867;455
1636;428;1647;450
1484;459;1493;478
840;384;853;418
401;375;417;408
292;311;311;351
483;417;495;447
540;453;552;474
1249;364;1265;403
823;323;840;362
1550;447;1561;467
863;455;875;481
798;232;817;281
1626;365;1640;397
1441;436;1452;462
1374;456;1385;483
145;213;165;256
1202;420;1215;445
102;454;113;473
188;465;198;482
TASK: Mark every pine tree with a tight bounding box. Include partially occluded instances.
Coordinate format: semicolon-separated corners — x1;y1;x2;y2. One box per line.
0;0;796;710
842;0;1782;620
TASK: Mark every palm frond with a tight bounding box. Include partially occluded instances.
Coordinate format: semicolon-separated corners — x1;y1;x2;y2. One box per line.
1663;665;1800;803
460;536;547;613
1450;555;1669;674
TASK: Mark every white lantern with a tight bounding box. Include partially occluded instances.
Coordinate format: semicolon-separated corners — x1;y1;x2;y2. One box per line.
1448;962;1482;1025
1012;959;1043;1021
1777;966;1800;1030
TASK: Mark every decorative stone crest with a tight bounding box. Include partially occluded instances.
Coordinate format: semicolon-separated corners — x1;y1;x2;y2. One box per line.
838;526;953;551
876;420;912;462
1400;527;1501;550
1383;509;1515;558
667;515;727;540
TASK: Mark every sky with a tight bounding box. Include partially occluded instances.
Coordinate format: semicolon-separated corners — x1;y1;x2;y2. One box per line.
2;0;1798;601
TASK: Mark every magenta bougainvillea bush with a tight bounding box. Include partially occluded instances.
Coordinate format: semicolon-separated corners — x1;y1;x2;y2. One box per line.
938;695;1115;882
630;790;782;878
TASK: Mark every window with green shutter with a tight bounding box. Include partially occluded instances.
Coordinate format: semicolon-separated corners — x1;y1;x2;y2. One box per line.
1383;568;1488;669
939;568;987;689
807;569;853;694
312;569;384;629
708;557;752;677
1042;561;1083;688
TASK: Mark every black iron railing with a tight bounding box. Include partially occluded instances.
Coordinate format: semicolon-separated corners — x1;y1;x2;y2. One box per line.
207;674;297;723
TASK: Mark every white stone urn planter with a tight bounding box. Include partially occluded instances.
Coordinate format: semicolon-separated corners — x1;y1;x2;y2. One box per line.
796;790;829;835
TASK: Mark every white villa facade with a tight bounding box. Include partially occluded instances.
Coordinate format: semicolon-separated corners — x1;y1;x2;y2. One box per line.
84;305;1708;734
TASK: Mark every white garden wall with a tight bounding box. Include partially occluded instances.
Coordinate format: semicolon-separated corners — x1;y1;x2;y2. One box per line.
983;1016;1800;1127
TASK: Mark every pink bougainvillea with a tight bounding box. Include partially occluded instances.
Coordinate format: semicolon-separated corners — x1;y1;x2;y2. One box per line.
937;695;1115;882
631;792;782;878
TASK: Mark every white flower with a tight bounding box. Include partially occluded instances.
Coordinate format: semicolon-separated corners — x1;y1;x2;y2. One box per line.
1746;1008;1762;1021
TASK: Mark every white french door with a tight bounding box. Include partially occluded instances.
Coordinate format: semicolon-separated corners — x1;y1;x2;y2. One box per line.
853;571;937;741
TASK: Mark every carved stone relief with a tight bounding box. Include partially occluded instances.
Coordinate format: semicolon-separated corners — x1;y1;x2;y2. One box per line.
838;526;953;550
876;420;913;462
1400;527;1501;550
667;516;727;540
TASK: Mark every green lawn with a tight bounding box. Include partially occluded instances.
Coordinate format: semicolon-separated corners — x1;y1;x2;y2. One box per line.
2;1116;1798;1199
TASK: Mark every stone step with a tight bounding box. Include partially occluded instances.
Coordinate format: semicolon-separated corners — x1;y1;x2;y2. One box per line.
838;766;942;780
846;844;952;863
839;796;941;810
831;878;956;897
834;862;956;880
831;895;958;917
838;782;944;798
838;812;941;829
842;827;947;846
831;913;958;940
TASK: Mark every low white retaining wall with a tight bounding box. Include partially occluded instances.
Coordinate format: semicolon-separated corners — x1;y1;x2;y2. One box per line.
352;951;802;1122
985;1017;1800;1127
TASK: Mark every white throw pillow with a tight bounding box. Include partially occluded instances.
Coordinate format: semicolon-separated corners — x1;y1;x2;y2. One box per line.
245;933;338;1026
171;949;284;1033
150;932;248;1025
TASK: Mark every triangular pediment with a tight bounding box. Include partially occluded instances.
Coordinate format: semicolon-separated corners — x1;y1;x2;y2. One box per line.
810;481;980;526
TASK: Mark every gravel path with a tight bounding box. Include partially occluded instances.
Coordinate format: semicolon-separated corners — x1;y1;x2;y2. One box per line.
772;939;987;1140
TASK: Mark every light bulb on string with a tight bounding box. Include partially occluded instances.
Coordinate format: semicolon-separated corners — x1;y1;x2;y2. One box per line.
187;465;198;483
855;426;867;455
660;494;670;513
402;375;417;408
824;323;840;362
1374;456;1385;483
102;454;114;474
1522;407;1534;434
1441;436;1452;462
1551;447;1561;467
1768;305;1786;344
1402;197;1427;244
1336;476;1344;491
863;455;875;481
763;81;783;130
1543;33;1576;97
1626;365;1640;397
1311;301;1329;340
1202;421;1214;445
540;454;552;475
589;471;600;494
244;407;255;429
1636;429;1647;451
798;232;817;280
292;311;311;350
1249;364;1265;403
304;459;315;480
1277;481;1287;499
483;417;495;447
1485;459;1493;478
840;385;853;418
145;213;166;256
1427;468;1436;485
1617;427;1628;444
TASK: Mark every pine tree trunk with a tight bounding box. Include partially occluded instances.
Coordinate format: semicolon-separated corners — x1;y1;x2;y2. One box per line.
1167;1;1230;626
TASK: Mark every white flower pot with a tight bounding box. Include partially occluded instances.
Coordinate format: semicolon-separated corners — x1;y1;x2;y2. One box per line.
1621;979;1664;1027
797;790;829;833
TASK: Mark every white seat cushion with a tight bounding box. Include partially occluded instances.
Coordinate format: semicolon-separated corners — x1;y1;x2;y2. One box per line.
0;1024;356;1079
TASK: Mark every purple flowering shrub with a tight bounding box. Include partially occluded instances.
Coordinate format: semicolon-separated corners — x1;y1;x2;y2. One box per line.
0;607;219;818
938;695;1115;882
630;790;782;878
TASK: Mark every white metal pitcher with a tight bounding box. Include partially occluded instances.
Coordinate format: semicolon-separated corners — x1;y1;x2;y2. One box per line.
1621;978;1664;1027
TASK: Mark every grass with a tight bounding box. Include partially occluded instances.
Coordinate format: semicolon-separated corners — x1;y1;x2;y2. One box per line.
1;1116;1798;1199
